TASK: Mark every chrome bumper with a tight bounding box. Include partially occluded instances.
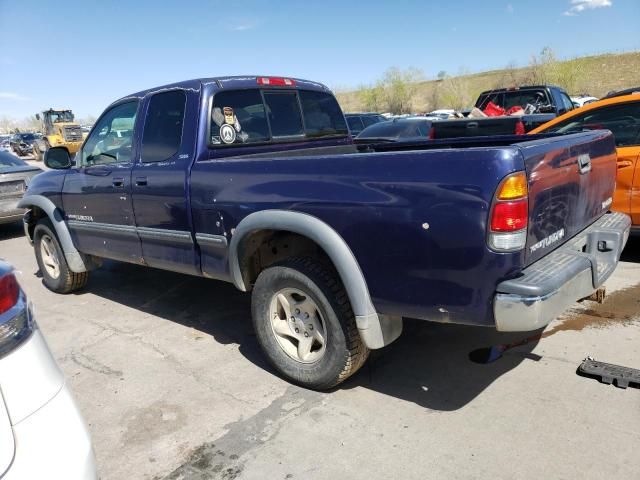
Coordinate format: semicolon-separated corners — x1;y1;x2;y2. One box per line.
494;212;631;332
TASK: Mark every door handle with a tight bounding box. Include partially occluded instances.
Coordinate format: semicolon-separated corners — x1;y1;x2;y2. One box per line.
112;177;125;188
135;177;148;186
617;160;634;169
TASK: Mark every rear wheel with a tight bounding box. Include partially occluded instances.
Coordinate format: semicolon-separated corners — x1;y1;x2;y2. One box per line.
251;257;369;390
34;219;88;293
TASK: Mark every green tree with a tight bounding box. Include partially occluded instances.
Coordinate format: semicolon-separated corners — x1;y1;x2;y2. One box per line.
379;67;425;114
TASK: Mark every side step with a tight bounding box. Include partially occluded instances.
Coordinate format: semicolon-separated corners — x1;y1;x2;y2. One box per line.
578;357;640;389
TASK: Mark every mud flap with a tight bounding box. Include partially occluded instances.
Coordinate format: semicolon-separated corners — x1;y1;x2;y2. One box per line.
578;357;640;389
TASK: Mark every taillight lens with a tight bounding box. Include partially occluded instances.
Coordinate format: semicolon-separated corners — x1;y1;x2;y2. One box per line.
0;273;19;315
491;201;528;231
489;172;528;251
0;272;34;358
515;120;525;135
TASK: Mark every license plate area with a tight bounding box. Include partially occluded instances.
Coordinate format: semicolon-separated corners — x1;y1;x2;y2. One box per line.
0;180;25;197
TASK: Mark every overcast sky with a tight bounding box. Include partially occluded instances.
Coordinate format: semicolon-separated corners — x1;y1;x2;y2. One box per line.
1;0;638;119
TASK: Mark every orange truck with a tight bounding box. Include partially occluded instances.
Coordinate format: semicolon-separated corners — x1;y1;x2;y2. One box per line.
531;88;640;229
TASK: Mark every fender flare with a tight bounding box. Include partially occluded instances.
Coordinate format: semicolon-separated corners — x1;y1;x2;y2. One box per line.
17;194;88;273
229;210;401;349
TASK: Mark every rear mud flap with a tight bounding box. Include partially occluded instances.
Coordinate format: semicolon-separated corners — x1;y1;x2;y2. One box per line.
578;357;640;389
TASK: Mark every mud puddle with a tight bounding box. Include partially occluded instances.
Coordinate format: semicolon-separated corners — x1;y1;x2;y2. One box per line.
543;282;640;338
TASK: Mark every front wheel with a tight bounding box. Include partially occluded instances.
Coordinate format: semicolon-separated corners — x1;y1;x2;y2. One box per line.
34;140;48;162
251;257;369;390
34;219;88;293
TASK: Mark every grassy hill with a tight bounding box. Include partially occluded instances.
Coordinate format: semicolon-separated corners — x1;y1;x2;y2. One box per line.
336;51;640;113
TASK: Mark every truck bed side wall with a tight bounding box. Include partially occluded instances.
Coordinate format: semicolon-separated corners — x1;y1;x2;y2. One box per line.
190;147;525;327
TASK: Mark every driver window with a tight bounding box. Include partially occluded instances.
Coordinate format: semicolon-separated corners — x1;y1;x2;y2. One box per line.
81;101;138;166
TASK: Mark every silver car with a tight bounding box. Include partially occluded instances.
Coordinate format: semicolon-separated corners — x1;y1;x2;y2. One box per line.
0;151;42;225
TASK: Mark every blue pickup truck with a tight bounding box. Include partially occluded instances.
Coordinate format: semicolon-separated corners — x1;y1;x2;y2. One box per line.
18;76;630;389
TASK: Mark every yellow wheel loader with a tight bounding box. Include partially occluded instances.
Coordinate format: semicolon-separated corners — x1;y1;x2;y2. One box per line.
33;109;86;162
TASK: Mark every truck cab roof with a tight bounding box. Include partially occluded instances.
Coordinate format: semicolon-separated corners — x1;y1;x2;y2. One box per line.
120;76;330;105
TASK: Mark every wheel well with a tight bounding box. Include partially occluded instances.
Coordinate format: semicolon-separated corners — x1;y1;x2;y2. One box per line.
24;206;46;240
237;230;332;289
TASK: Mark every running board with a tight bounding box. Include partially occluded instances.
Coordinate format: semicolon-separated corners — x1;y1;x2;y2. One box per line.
578;357;640;389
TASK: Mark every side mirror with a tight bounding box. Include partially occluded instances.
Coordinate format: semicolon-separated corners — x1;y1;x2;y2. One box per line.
44;147;72;169
35;113;40;121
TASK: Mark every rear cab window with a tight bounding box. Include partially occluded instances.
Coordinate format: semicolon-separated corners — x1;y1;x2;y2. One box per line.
476;89;550;110
209;88;347;146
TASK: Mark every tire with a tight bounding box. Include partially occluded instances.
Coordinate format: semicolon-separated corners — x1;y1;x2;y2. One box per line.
251;256;369;390
34;140;48;162
33;218;88;293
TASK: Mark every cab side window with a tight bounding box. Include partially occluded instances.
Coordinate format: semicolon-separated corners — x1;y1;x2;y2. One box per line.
142;91;186;163
548;102;640;147
82;101;138;166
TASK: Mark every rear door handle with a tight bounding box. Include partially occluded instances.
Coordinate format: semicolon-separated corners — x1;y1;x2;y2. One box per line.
135;177;148;186
112;177;124;188
617;160;634;169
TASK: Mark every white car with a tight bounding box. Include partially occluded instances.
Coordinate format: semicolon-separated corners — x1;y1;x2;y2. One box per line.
570;96;598;108
423;109;455;120
0;261;97;479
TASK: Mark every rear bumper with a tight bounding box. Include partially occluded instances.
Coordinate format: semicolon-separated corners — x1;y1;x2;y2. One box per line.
493;212;631;332
0;198;25;224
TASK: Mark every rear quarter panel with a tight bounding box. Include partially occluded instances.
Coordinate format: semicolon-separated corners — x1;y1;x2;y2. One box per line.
191;147;525;326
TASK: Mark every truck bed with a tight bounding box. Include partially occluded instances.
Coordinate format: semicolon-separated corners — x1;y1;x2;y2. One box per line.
191;130;616;326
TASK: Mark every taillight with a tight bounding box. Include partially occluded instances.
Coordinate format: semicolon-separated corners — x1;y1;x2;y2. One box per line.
257;77;295;87
0;273;19;315
489;172;528;251
515;120;525;135
0;271;33;358
428;126;435;139
491;201;528;231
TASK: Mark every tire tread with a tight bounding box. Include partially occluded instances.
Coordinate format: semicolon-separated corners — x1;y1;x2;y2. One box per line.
276;256;369;389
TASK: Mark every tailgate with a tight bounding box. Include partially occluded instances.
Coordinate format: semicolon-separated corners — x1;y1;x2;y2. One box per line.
433;117;519;138
518;130;617;266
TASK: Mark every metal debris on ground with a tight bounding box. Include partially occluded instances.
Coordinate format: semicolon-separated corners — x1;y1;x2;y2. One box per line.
578;357;640;389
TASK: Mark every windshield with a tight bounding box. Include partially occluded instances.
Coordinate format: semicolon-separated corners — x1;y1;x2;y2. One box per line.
49;111;74;122
0;151;27;169
18;133;35;141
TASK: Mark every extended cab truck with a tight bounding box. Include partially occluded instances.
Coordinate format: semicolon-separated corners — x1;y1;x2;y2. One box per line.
432;85;575;139
18;76;630;390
